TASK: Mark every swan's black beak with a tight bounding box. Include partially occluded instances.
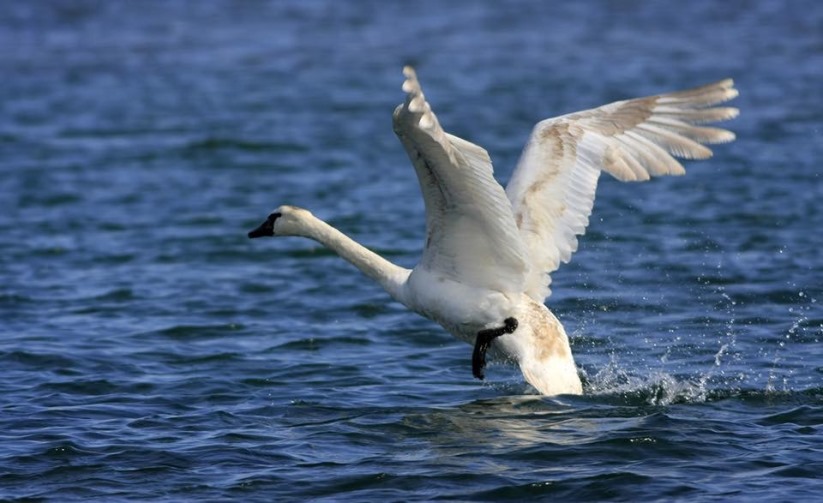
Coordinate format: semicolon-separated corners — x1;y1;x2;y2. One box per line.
248;221;272;239
247;212;280;239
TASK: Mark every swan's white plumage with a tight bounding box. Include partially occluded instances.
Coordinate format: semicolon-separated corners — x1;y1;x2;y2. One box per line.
251;67;738;396
392;67;527;295
506;79;739;301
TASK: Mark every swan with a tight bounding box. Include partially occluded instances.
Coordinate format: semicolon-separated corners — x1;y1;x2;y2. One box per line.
248;67;738;395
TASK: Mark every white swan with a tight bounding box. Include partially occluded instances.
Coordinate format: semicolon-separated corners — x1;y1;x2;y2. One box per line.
248;67;738;395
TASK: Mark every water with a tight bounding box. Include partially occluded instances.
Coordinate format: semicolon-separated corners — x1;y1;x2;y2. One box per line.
1;1;821;500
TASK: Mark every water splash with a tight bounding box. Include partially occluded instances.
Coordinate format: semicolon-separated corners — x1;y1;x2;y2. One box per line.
582;356;710;406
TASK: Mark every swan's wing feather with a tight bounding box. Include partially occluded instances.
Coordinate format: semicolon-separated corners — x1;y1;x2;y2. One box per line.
507;79;738;301
393;67;527;292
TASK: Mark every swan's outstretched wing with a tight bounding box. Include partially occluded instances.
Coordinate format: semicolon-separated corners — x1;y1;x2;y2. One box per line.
506;79;739;302
393;67;527;293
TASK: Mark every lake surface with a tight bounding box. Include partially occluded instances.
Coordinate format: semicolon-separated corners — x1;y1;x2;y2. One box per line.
1;1;821;501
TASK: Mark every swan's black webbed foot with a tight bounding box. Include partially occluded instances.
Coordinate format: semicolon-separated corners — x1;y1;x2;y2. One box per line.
472;317;518;380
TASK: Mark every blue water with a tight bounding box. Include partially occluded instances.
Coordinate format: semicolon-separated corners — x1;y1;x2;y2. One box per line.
2;1;822;501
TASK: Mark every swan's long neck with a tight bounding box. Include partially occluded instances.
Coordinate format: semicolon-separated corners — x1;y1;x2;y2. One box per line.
299;215;411;303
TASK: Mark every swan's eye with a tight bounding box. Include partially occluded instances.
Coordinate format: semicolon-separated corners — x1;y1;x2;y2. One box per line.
268;212;282;223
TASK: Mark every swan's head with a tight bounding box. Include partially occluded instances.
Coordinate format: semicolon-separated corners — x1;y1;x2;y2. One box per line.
247;205;312;238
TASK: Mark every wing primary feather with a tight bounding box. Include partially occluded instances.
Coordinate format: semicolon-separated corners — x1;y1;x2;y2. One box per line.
654;106;739;123
656;79;738;106
634;123;714;159
646;116;737;143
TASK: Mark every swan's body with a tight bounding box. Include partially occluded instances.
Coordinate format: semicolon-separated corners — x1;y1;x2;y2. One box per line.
249;67;738;396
